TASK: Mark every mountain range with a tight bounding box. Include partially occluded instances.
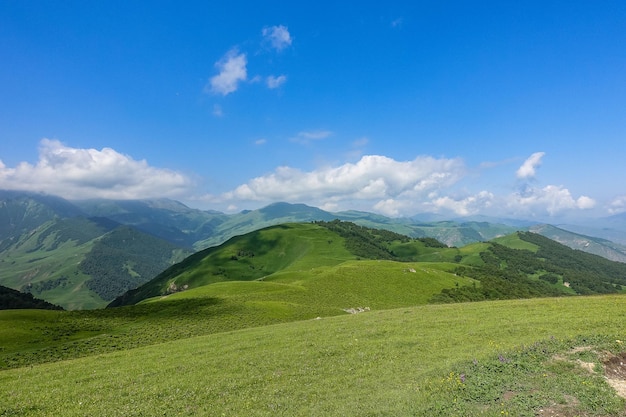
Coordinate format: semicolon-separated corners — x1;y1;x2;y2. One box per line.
1;189;625;310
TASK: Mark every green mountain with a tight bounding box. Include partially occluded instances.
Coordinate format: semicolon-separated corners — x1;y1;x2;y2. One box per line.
74;198;228;248
109;221;468;307
2;191;625;311
111;222;626;310
69;195;626;261
0;193;192;309
530;223;626;263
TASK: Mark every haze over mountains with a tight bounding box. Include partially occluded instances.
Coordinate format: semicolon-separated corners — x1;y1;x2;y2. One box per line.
1;189;626;310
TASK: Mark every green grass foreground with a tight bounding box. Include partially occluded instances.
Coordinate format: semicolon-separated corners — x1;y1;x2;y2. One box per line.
2;295;626;416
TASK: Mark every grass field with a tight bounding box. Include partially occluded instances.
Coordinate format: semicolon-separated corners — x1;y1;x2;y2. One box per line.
0;258;473;370
2;295;626;416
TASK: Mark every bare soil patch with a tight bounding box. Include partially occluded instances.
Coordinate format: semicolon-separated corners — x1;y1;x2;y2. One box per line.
604;352;626;399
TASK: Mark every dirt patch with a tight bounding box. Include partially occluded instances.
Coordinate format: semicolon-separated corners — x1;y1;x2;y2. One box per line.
536;396;586;417
604;352;626;399
501;390;517;401
542;347;626;415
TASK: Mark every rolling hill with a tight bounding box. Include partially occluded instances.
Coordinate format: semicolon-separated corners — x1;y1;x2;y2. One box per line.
3;218;626;415
112;221;626;310
2;190;626;311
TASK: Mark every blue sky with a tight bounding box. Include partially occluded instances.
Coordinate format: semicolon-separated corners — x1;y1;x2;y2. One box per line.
1;1;625;220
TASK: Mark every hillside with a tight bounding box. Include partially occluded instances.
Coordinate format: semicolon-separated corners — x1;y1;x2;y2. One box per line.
2;296;626;415
0;193;192;309
3;220;626;415
2;190;626;310
530;223;626;263
110;221;471;307
74;198;228;248
0;284;63;310
111;221;626;312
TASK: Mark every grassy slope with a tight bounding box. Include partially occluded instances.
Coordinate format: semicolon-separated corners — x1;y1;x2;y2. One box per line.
0;258;472;369
0;221;104;309
111;223;358;305
0;218;190;310
3;226;626;415
1;295;625;416
492;233;540;252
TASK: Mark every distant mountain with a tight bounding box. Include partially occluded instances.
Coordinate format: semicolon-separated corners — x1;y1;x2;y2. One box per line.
194;202;336;248
555;213;626;245
74;198;228;248
0;192;192;309
0;190;85;248
3;190;626;309
530;224;626;263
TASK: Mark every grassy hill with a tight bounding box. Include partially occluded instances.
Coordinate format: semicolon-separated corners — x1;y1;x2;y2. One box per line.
1;296;626;416
2;189;626;314
3;221;626;415
110;221;473;307
113;223;626;310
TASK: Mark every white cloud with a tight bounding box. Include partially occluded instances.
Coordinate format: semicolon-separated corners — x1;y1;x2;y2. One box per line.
427;191;495;216
608;196;626;214
509;184;596;216
266;75;287;89
0;139;193;200
262;25;292;51
290;130;333;144
255;138;267;146
206;49;247;96
219;154;465;215
516;152;545;179
373;199;407;217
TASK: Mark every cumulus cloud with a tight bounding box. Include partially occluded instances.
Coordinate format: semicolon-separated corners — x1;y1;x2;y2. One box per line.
0;139;193;200
427;191;495;216
266;75;287;89
262;25;292;51
516;152;545;179
206;49;247;96
509;184;595;216
219;154;465;215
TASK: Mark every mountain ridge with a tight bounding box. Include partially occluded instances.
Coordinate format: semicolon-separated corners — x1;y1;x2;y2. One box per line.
2;190;625;310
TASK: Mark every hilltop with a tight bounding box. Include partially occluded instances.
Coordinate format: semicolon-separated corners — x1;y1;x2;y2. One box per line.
112;221;626;309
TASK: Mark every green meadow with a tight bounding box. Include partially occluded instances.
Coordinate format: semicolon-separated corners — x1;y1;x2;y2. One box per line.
3;223;626;415
2;296;626;416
